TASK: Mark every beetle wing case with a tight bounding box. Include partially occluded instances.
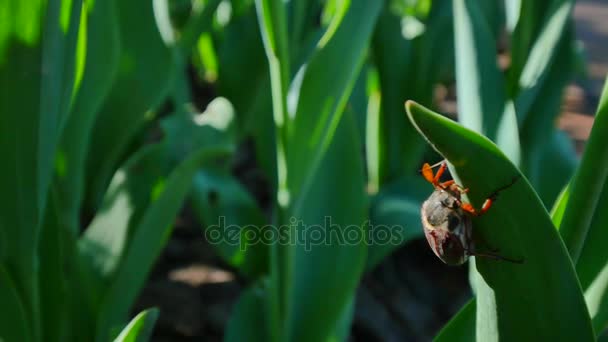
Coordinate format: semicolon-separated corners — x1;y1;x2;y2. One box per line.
421;190;472;265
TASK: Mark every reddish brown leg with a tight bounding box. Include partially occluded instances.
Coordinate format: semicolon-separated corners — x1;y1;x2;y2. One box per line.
440;180;455;188
433;162;447;184
421;163;435;184
460;176;521;216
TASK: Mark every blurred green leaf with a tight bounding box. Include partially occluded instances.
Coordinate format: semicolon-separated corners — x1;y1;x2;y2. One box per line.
112;308;159;342
94;147;232;341
0;264;29;342
452;0;505;139
287;0;381;198
269;1;382;340
371;8;423;184
406;101;594;341
225;280;272;342
560;78;608;262
286;112;368;342
85;0;173;208
434;300;475;342
495;101;521;165
559;78;608;332
79;144;168;282
191;169;268;277
366;177;428;270
56;0;120;234
550;184;569;228
0;1;83;339
512;1;574;121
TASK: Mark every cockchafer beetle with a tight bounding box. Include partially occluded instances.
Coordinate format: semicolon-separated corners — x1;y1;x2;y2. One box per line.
420;160;522;266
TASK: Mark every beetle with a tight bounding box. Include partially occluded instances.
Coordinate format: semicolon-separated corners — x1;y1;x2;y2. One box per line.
420;160;522;265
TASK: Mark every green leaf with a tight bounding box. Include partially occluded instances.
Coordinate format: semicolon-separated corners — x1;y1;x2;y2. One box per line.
0;1;83;339
563;77;608;332
580;179;608;332
452;0;505;139
55;0;120;234
79;144;168;282
112;308;159;342
191;169;268;278
287;0;382;202
371;8;425;184
434;300;475;342
495;101;521;166
85;0;173;208
366;177;427;270
0;264;29;342
550;184;569;228
512;1;574;122
94;147;232;341
560;78;608;262
286;112;368;342
406;101;594;341
225;281;272;342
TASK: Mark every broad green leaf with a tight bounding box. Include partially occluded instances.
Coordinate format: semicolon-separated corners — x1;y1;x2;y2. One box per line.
191;169;268;278
56;0;120;234
225;281;272;342
95;147;232;341
560;78;608;262
561;77;608;332
38;191;73;342
452;0;505;139
371;7;426;184
512;1;574;122
79;144;168;282
434;300;475;342
81;102;236;305
508;0;561;95
550;184;569;228
286;112;368;342
0;1;83;338
287;0;381;200
517;29;575;206
580;180;608;332
85;0;173;208
406;101;594;341
366;177;428;270
495;101;520;165
112;308;159;342
0;264;29;342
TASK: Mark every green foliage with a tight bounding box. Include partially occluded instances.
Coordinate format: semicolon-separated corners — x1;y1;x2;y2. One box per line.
0;0;605;341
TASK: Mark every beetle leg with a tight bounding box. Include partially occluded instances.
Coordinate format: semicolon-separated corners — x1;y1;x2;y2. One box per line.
433;161;447;184
460;202;479;216
421;163;436;184
440;180;455;188
462;176;522;216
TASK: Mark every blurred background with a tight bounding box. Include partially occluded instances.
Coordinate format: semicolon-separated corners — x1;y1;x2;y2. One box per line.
136;0;605;340
0;0;607;341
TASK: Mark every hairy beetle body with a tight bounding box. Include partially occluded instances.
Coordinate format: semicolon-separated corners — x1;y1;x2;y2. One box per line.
421;189;472;265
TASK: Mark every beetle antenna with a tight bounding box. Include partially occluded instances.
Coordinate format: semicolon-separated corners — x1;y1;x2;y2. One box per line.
486;175;522;200
470;251;524;264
